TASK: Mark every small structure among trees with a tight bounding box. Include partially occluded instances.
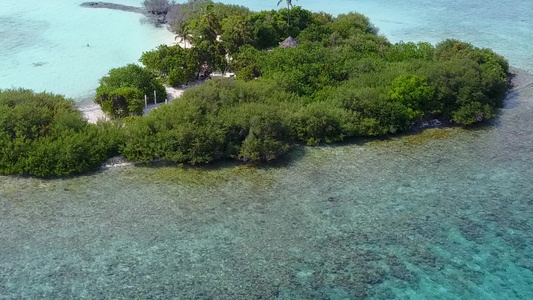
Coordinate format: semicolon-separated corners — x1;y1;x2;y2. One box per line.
279;36;299;48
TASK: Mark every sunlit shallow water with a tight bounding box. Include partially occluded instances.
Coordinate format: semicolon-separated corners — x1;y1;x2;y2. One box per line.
1;0;533;299
0;0;173;101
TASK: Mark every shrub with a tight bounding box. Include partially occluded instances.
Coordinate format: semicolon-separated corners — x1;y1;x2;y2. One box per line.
452;102;494;125
388;75;435;118
96;64;166;107
238;113;290;162
99;87;144;118
0;89;122;176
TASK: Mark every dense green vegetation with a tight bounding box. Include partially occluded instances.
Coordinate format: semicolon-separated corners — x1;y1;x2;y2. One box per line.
1;2;510;176
94;64;166;118
0;89;122;176
140;45;199;87
121;1;509;165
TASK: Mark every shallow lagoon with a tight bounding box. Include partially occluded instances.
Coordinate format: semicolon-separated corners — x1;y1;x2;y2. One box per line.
0;0;173;101
1;0;533;299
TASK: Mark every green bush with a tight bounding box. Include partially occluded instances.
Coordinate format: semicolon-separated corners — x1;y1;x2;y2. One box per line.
388;75;435;118
95;64;165;111
99;87;144;118
238;113;289;162
386;42;435;62
452;102;494;125
140;45;199;86
0;89;123;176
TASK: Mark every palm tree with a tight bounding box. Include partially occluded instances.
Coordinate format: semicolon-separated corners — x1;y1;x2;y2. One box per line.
174;22;191;48
201;3;221;41
277;0;297;26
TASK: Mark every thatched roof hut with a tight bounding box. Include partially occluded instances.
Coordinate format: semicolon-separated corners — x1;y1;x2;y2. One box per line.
279;36;299;48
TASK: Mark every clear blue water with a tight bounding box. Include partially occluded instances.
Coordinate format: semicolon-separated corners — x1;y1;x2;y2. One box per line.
1;1;533;299
0;0;173;100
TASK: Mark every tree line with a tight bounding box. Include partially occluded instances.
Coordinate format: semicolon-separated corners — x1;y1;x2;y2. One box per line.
0;2;509;176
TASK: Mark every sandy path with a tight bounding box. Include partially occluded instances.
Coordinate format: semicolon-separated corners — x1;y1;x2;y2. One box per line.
80;81;203;124
78;102;109;124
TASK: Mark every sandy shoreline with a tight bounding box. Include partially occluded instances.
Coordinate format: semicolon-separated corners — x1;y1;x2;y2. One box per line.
79;73;240;123
78;81;201;124
77;33;193;124
78;72;237;123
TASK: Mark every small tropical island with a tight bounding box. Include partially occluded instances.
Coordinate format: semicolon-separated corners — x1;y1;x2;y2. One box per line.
0;0;510;177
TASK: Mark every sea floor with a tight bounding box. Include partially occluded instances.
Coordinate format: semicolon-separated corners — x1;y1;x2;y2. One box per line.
1;70;533;299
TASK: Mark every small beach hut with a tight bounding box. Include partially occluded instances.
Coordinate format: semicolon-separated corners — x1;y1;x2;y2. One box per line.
279;36;299;48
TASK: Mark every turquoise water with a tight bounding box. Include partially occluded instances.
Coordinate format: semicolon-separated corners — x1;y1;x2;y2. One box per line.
0;0;173;100
1;1;533;299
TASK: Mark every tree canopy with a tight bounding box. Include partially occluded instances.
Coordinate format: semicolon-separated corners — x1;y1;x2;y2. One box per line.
118;3;508;165
2;3;509;176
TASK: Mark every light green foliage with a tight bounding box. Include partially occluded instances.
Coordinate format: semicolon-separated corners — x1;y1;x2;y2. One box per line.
277;6;315;37
140;44;185;78
389;75;435;118
329;13;379;38
248;7;315;49
297;23;333;44
221;15;254;54
386;42;435;62
232;45;263;80
248;10;284;49
259;43;346;96
194;40;228;72
0;89;123;176
434;39;474;60
187;3;221;44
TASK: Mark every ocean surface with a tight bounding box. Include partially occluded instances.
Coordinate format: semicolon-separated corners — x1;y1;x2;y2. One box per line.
1;1;533;299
